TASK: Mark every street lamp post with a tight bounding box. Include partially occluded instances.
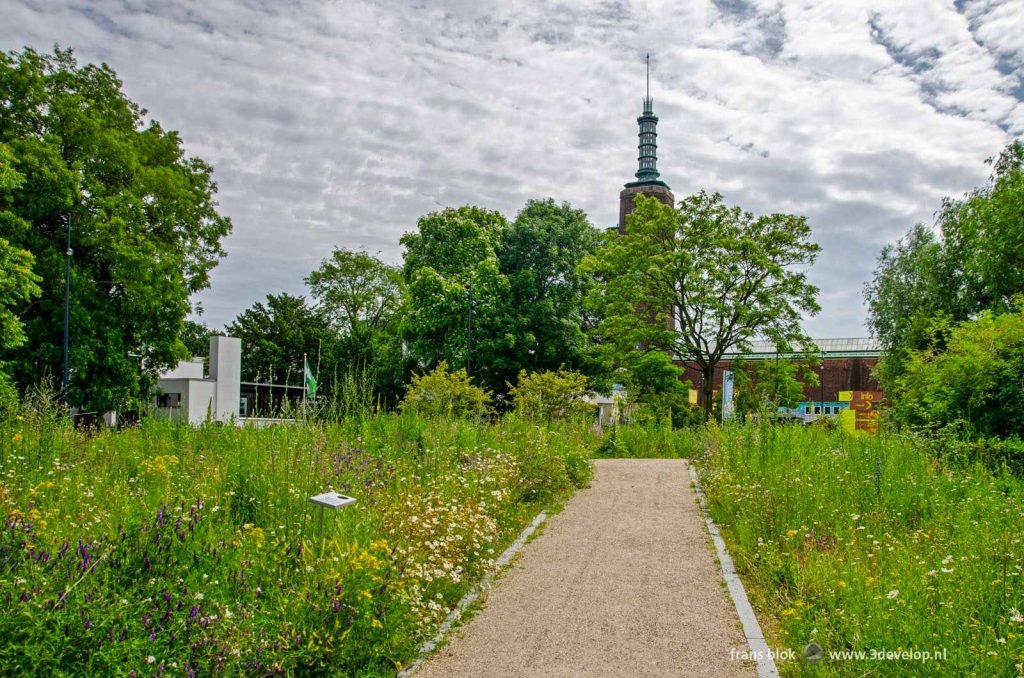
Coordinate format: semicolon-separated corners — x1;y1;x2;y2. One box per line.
62;213;72;405
819;358;825;420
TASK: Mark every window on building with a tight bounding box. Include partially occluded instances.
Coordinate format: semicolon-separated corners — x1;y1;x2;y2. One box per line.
157;393;181;408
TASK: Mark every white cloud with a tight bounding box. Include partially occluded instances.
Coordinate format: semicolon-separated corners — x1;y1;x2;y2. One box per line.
2;0;1019;338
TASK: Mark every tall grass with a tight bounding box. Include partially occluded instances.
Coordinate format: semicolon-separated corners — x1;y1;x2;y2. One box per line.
0;403;592;676
695;422;1024;676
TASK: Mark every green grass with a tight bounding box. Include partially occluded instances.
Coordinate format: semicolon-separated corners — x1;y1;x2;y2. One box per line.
694;422;1024;676
593;420;704;458
0;407;593;676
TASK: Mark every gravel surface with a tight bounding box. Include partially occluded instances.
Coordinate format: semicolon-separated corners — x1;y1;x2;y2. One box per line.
415;459;756;678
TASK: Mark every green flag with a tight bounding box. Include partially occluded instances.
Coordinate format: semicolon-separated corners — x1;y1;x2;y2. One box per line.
304;356;317;398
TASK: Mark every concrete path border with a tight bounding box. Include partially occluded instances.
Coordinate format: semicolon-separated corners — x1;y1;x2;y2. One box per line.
688;464;779;678
398;510;548;677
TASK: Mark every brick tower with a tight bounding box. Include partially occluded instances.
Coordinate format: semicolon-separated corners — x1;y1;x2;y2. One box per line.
618;55;674;233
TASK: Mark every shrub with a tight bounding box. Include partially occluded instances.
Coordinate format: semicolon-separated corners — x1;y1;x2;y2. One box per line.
508;369;594;421
400;362;489;418
892;306;1024;441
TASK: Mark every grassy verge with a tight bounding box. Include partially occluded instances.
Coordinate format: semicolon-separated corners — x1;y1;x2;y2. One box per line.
694;422;1024;676
0;408;592;676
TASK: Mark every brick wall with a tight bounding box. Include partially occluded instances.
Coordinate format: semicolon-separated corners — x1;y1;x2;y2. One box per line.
677;357;881;404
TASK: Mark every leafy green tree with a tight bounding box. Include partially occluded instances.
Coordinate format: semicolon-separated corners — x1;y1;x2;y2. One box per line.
863;224;955;385
498;199;602;375
401;201;605;394
893;306;1024;442
400;361;489;418
584;191;821;419
0;238;39;352
942;142;1024;314
866;142;1024;389
305;248;409;404
180;319;213;359
733;357;819;419
401;206;515;391
508;369;594;421
0;48;231;411
620;351;701;428
225;293;329;385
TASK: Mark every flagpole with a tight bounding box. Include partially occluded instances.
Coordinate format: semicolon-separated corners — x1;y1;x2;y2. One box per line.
302;352;308;419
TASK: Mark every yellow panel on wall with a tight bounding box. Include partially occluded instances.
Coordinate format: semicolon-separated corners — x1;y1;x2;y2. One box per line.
840;408;857;434
838;390;853;402
688;388;698;405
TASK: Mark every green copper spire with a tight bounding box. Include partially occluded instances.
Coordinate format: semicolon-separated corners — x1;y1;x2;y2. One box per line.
635;54;661;183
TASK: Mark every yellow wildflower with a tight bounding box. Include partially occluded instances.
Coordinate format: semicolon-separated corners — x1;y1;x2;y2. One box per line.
11;433;22;443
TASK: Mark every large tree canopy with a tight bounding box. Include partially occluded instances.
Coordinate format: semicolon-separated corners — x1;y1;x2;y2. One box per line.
400;201;602;394
498;199;602;376
400;206;515;392
225;293;328;385
0;47;231;411
0;143;40;352
305;247;410;405
585;191;821;418
865;141;1024;388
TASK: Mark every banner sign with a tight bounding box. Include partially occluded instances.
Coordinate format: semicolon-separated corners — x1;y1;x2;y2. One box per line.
722;370;735;421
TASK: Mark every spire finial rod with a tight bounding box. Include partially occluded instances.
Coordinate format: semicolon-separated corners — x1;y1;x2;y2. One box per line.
645;53;650;100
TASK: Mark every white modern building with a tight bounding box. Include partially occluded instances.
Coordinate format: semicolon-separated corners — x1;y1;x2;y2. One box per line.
153;335;241;424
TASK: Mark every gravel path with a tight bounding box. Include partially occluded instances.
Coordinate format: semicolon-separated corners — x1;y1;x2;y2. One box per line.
415;459;756;678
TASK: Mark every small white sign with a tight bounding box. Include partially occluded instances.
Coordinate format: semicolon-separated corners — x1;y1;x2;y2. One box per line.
309;492;357;509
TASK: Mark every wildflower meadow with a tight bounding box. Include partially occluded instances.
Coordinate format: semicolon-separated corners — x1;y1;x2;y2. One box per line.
0;403;591;676
694;423;1024;676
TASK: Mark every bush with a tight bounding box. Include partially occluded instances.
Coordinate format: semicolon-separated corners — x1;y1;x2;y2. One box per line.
400;362;489;418
892;306;1024;439
622;351;702;428
508;369;594;421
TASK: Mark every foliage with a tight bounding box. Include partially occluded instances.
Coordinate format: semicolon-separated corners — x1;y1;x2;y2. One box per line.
620;351;702;428
0;145;41;353
0;408;592;675
865;142;1024;388
0;48;231;411
508;369;594;421
584;191;821;419
694;422;1024;676
401;206;513;391
733;357;820;419
891;307;1024;449
0;237;40;352
179;320;213;360
306;248;410;407
400;362;490;419
497;199;602;376
225;293;329;385
594;420;704;458
401;201;603;394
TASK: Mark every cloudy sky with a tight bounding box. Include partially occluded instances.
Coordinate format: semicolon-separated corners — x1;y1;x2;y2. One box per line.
4;0;1022;338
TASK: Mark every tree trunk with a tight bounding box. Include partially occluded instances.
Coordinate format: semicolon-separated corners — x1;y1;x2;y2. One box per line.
702;364;715;421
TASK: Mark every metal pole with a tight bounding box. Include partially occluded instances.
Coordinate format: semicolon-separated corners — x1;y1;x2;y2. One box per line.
62;214;72;405
819;358;825;419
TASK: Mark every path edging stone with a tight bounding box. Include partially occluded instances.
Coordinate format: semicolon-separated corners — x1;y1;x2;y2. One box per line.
688;463;780;678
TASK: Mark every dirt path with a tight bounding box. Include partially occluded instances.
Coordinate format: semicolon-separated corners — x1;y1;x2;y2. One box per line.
415;459;755;678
